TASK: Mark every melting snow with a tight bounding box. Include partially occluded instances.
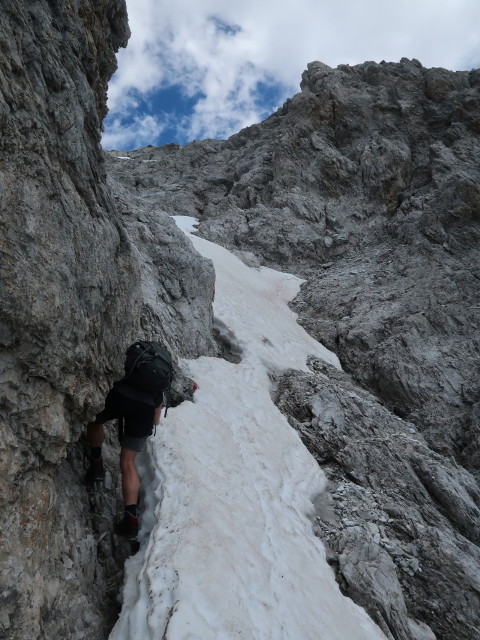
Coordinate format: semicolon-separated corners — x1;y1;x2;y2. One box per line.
109;216;386;640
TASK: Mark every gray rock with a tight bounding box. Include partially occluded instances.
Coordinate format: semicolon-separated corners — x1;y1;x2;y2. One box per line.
275;363;480;640
0;2;215;639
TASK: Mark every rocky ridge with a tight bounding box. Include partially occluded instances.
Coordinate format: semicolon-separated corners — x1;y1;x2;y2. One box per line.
106;58;480;640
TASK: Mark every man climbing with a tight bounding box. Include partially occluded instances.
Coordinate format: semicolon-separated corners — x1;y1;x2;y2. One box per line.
85;341;173;539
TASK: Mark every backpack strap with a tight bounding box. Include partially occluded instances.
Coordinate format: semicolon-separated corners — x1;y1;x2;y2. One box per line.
163;370;173;417
127;342;149;375
164;391;170;417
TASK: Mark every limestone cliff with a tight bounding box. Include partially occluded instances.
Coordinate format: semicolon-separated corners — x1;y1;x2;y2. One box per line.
0;2;215;638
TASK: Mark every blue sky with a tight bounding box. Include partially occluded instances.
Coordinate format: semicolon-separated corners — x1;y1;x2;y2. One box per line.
102;0;480;151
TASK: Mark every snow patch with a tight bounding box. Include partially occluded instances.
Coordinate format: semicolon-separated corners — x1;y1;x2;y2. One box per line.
173;215;200;235
109;216;386;640
172;215;341;373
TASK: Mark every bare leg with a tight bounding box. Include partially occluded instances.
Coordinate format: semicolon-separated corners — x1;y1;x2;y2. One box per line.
119;447;140;506
87;422;105;448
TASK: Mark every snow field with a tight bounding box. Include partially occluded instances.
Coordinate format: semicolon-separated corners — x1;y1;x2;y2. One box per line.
109;217;387;640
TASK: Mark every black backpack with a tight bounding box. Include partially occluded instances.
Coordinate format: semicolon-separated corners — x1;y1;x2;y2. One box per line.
123;341;174;414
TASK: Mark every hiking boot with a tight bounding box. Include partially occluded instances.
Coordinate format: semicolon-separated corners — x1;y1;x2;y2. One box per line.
85;458;105;484
115;512;139;540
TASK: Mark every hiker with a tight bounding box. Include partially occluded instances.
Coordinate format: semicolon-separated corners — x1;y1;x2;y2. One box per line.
85;341;173;539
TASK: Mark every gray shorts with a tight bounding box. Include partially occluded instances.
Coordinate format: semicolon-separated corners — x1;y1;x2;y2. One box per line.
121;435;148;453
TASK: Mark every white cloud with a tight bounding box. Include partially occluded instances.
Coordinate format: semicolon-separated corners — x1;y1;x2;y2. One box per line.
102;114;169;150
104;0;480;148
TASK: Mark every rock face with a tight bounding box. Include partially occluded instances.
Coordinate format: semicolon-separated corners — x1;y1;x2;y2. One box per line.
0;2;215;639
276;359;480;640
106;59;480;640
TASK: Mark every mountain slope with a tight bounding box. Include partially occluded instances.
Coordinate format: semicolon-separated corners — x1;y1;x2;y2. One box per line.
106;58;480;640
107;59;480;470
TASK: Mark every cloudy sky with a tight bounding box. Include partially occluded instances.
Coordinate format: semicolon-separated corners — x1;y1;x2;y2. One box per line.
102;0;480;151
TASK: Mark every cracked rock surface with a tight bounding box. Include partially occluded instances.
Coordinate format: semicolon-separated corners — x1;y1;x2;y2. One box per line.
276;359;480;640
0;2;215;638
